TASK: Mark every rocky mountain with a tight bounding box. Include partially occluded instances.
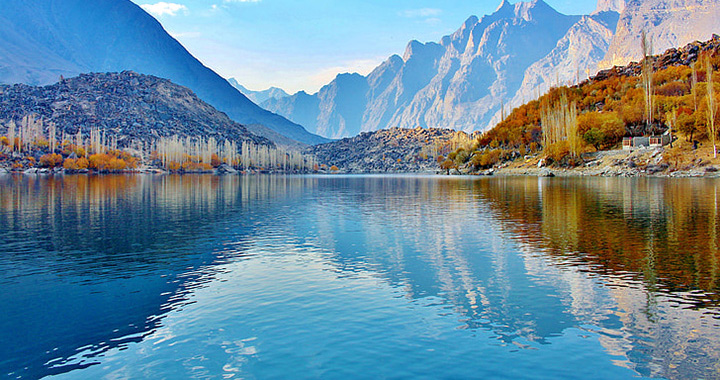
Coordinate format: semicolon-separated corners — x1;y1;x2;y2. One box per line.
227;79;289;105
307;127;463;173
265;0;720;138
0;0;327;146
594;0;626;13
0;71;271;147
508;11;619;113
600;0;720;69
264;0;587;137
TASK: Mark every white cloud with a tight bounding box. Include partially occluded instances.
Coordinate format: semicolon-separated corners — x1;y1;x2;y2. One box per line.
223;0;261;3
399;8;442;18
140;2;188;17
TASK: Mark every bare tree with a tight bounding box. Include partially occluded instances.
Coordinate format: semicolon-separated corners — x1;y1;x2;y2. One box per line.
707;55;717;158
641;30;655;132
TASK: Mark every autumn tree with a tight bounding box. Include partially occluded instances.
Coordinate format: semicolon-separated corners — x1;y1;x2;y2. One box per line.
707;55;718;158
641;30;655;131
39;153;63;168
541;90;580;162
577;111;625;150
440;159;454;175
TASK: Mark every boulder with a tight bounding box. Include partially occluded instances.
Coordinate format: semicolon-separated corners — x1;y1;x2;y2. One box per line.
215;163;237;175
538;169;555;177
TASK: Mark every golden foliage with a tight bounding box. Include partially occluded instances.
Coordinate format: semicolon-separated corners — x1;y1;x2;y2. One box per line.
39;153;63;168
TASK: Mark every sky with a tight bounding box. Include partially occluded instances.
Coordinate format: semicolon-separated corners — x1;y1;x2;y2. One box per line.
130;0;599;95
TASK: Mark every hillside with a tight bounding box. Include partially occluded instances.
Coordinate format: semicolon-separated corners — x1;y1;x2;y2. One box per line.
307;127;469;173
448;35;720;176
600;0;720;69
0;71;271;147
0;0;327;146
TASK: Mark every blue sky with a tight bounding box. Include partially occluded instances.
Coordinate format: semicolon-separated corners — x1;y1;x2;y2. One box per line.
130;0;598;94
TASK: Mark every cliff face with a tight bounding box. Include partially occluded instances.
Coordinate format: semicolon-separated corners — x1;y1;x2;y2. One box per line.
507;12;619;122
265;0;582;137
0;0;327;145
600;0;720;69
0;71;272;147
594;0;626;13
264;0;720;138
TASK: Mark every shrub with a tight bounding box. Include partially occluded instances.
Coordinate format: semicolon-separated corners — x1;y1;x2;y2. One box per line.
454;150;470;166
578;111;625;150
39;153;63;168
63;157;89;171
546;141;570;163
211;153;222;168
440;159;455;174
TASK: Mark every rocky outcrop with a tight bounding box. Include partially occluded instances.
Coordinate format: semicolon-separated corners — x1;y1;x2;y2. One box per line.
0;0;327;146
594;0;626;14
307;127;461;173
0;71;272;147
600;0;720;69
591;35;720;81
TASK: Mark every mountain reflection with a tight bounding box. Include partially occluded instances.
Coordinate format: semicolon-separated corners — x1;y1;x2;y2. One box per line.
2;175;720;380
302;176;720;379
474;177;720;379
0;174;316;379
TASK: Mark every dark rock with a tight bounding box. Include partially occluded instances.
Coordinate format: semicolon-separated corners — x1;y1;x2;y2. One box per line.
705;166;718;172
215;163;237;175
646;164;668;174
538;169;555;177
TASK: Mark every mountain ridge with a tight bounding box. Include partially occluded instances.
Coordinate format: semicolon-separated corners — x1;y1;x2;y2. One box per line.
227;79;290;105
263;0;720;138
0;0;328;146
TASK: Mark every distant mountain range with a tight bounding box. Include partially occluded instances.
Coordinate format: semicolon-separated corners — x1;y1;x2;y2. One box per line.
0;0;328;146
260;0;720;139
227;79;290;105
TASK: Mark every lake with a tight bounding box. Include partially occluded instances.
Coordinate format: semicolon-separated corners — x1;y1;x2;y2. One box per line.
1;174;719;379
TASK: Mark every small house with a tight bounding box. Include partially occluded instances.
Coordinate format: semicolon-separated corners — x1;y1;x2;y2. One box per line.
622;135;670;150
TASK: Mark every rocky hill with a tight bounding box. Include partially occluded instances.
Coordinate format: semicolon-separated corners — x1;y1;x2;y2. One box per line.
263;0;720;138
0;0;327;146
307;127;464;173
0;71;271;147
592;34;720;80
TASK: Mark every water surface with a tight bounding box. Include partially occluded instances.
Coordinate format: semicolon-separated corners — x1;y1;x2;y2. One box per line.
1;175;719;379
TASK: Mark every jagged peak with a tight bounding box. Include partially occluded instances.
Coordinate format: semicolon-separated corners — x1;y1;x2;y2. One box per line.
387;54;404;65
495;0;513;13
513;0;558;22
462;15;480;29
593;0;625;15
402;40;423;61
